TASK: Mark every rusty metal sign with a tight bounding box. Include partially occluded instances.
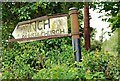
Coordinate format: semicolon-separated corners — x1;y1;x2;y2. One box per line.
12;14;68;42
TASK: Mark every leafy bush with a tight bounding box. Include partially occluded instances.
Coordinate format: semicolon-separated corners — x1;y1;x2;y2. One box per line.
2;37;74;79
32;64;79;79
2;41;119;79
32;49;119;79
80;49;119;79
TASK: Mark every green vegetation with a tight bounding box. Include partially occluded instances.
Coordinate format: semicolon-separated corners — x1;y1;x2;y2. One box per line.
1;2;120;80
2;42;119;79
102;28;119;56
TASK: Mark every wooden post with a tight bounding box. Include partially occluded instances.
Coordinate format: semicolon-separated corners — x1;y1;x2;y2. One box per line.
69;7;81;62
84;2;90;51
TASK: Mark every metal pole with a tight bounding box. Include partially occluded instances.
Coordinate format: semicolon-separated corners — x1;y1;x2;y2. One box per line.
69;7;81;62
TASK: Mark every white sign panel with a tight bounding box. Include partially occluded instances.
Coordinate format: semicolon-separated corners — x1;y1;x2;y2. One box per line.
12;16;68;42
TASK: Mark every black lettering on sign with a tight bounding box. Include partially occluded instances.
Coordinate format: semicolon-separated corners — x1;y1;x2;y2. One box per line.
44;19;50;29
38;21;43;31
41;32;45;36
52;30;55;35
35;32;39;37
22;34;27;38
44;32;48;36
60;29;65;33
35;21;39;31
56;29;60;34
31;33;35;37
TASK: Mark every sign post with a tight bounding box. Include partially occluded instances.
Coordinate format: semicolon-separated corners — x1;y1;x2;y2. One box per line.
84;2;90;51
69;7;81;62
8;8;82;63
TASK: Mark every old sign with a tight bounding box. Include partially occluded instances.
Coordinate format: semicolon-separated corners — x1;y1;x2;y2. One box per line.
12;16;68;42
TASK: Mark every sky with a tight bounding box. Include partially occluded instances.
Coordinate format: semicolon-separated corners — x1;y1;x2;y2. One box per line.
88;8;112;41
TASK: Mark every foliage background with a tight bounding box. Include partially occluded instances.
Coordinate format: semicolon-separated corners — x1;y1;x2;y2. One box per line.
1;2;120;79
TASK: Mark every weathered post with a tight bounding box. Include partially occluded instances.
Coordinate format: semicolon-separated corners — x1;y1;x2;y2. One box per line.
69;7;81;62
84;2;90;51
